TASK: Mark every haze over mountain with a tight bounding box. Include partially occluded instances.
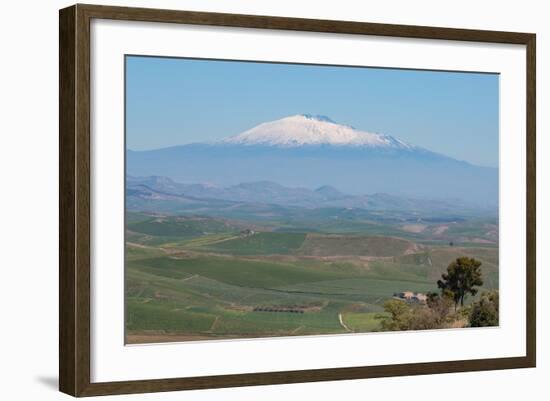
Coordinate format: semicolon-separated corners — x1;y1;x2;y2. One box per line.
127;175;493;215
127;114;498;206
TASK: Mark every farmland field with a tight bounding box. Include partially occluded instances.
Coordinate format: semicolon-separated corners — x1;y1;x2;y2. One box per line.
125;211;498;344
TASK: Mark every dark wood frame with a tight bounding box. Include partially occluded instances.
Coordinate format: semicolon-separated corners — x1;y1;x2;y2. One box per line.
59;3;536;397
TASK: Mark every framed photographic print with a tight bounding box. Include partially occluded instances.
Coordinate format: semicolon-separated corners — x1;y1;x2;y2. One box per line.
59;4;536;397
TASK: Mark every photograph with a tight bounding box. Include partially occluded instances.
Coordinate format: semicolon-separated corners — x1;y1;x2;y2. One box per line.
1;0;543;398
124;56;500;344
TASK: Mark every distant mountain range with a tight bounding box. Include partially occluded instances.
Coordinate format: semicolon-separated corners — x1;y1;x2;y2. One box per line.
127;114;498;206
127;175;494;214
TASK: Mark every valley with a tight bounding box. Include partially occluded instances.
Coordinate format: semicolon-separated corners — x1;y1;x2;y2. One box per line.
125;207;498;344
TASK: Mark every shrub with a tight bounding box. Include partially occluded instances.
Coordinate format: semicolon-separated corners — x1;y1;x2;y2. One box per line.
469;290;499;327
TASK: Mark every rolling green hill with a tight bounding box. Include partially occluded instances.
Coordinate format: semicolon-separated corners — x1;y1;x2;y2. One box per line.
298;234;417;257
124;211;498;343
196;232;306;255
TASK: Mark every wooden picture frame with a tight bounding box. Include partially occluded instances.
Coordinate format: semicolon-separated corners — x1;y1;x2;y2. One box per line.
59;3;536;397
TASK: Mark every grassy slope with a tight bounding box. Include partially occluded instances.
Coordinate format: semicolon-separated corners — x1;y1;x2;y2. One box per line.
342;312;385;332
196;232;307;255
125;215;498;342
298;234;415;257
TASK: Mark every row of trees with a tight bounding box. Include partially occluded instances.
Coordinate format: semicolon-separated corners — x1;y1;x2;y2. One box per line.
377;257;499;331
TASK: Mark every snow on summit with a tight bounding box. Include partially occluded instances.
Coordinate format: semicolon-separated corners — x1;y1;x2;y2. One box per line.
223;114;413;149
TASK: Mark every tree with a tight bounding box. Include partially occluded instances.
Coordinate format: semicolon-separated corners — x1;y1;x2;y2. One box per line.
377;299;413;331
469;290;499;327
437;257;483;309
425;291;454;326
377;295;457;332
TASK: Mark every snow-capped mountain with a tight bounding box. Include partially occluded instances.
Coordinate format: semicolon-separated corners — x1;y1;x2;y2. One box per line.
223;114;413;149
127;115;498;205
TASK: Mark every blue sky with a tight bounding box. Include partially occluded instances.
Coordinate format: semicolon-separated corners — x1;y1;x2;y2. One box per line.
126;56;499;167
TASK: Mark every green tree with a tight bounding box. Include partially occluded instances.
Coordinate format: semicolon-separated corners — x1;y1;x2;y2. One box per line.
469;290;499;327
377;299;413;331
437;257;483;309
378;296;456;331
